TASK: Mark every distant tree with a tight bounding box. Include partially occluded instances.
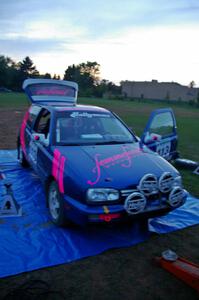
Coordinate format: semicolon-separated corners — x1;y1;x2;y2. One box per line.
189;81;195;88
0;55;21;90
64;61;100;96
93;79;121;97
79;61;100;85
64;64;81;82
19;56;39;79
43;73;51;79
53;74;60;80
0;55;13;86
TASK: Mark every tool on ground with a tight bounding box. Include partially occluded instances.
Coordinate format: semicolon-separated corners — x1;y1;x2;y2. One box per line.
155;249;199;293
174;158;199;176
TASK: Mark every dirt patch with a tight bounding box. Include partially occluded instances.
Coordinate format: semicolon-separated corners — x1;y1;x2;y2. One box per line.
0;109;26;149
0;108;198;300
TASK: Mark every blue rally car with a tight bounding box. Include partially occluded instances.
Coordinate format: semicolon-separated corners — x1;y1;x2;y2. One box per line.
18;79;188;226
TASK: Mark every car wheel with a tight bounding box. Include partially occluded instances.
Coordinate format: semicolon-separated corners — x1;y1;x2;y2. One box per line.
18;145;29;167
47;181;69;227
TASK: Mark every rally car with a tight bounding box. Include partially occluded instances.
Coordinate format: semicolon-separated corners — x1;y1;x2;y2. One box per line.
17;79;188;226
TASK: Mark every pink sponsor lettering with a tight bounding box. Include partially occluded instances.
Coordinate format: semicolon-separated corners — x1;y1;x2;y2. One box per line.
87;146;143;186
36;88;67;96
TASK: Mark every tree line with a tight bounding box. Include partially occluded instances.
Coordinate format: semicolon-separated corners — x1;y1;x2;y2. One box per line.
0;55;121;97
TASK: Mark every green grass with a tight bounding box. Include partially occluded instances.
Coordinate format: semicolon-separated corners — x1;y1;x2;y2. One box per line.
0;92;198;197
0;92;28;107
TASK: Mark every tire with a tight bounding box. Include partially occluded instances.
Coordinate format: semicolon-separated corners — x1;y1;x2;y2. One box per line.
47;181;69;227
18;145;29;167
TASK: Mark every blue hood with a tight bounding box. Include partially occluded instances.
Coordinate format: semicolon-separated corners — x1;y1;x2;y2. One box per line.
55;143;179;190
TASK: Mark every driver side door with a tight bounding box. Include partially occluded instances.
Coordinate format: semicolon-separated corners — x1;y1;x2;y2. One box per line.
29;108;51;178
141;108;178;160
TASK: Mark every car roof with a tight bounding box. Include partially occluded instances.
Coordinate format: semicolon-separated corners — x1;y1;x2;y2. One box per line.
34;103;110;114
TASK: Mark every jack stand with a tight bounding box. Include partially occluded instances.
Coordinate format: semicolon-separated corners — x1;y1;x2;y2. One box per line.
155;250;199;293
0;181;22;218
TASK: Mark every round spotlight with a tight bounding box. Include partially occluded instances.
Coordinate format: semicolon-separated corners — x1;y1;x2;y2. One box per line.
138;174;158;196
168;187;184;207
124;192;146;215
159;172;174;193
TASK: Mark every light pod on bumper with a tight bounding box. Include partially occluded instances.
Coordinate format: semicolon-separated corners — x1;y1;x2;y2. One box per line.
168;186;184;207
138;174;158;196
124;192;146;214
159;172;174;193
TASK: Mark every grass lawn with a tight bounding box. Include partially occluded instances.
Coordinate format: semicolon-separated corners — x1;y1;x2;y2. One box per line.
0;92;198;197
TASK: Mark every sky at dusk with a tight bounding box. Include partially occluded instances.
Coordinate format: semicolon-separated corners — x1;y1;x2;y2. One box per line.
0;0;199;85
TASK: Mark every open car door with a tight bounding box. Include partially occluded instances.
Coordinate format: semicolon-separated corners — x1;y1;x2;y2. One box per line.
23;79;78;105
141;108;178;161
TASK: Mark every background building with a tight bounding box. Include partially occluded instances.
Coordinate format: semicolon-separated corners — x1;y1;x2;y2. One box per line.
121;80;199;102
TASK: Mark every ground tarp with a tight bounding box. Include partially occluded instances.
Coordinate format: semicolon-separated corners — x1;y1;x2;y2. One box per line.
0;150;198;278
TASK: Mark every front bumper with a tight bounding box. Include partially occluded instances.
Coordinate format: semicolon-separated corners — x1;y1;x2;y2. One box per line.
63;189;188;225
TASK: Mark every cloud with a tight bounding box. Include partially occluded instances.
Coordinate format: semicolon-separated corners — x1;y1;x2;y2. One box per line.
1;0;199;40
0;38;67;56
0;0;199;84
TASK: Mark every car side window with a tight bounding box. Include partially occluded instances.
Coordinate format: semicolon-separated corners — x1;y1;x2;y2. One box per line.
149;112;174;137
26;105;41;128
34;109;51;138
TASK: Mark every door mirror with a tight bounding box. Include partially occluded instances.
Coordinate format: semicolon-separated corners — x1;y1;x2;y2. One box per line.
144;132;162;144
32;133;49;147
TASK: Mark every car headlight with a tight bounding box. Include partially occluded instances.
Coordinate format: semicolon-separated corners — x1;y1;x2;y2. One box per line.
173;176;183;188
87;188;119;203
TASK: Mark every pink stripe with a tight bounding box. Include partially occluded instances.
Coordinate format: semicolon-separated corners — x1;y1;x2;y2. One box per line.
52;149;61;180
58;156;66;193
20;111;29;156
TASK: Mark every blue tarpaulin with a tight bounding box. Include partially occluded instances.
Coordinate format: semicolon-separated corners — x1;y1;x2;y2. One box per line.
0;150;198;278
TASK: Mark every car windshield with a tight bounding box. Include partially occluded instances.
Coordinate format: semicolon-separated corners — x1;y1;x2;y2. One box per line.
55;110;136;145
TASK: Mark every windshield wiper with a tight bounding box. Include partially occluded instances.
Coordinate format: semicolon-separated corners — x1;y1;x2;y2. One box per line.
94;140;133;145
59;143;82;146
59;140;134;146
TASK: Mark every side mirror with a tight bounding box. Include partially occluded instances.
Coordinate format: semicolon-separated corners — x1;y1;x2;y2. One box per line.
32;133;49;147
144;132;162;144
135;135;141;142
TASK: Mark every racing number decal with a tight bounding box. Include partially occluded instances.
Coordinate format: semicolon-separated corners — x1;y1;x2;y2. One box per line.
156;141;171;158
29;140;38;164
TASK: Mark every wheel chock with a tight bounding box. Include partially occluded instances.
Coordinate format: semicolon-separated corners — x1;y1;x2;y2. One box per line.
155;250;199;292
